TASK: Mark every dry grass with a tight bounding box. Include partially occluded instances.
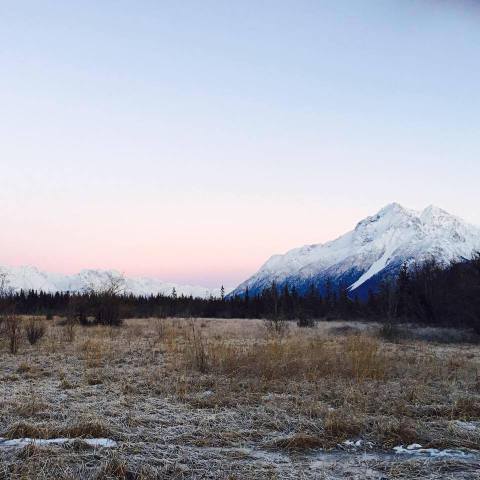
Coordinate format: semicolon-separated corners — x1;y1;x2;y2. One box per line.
0;317;479;479
176;328;389;383
3;419;115;440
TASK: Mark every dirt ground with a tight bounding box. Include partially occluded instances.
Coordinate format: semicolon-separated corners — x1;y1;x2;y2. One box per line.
1;317;479;479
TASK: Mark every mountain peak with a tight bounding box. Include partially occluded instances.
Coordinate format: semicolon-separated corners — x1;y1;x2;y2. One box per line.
231;203;480;298
354;202;414;232
378;202;406;214
0;265;227;299
421;204;449;219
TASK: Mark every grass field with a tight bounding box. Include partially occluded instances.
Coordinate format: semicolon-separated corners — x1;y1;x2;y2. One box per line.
1;317;479;479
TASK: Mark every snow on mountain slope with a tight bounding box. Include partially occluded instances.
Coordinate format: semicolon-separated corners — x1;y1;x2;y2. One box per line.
231;203;480;297
0;265;226;299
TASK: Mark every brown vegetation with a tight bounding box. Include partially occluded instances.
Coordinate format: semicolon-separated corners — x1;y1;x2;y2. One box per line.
24;318;46;346
0;317;479;479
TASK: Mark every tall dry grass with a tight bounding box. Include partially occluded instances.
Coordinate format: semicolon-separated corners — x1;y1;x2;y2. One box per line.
176;331;387;382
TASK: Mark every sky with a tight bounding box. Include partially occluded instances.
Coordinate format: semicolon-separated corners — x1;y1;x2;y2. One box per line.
1;1;479;287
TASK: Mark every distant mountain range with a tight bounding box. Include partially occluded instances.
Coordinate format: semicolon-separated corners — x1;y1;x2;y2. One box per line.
3;203;479;301
0;265;227;299
230;203;480;299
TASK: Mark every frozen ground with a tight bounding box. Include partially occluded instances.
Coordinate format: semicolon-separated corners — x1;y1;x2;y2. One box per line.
1;318;479;479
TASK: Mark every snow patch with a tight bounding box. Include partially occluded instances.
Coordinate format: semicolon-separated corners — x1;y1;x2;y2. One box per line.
393;444;471;458
0;437;117;448
343;439;374;449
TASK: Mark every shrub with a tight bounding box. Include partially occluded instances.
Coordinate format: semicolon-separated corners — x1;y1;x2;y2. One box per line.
185;319;209;373
153;318;166;342
95;295;122;327
3;315;22;354
377;322;403;343
264;316;289;336
297;313;315;328
63;318;76;343
25;318;46;345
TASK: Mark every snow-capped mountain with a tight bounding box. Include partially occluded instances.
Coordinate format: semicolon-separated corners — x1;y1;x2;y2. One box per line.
230;203;480;298
0;266;226;299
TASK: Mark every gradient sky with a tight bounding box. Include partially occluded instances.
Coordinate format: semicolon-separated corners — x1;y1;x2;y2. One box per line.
1;1;479;287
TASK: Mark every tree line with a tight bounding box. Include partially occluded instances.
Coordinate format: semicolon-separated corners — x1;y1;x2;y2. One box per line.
0;254;478;332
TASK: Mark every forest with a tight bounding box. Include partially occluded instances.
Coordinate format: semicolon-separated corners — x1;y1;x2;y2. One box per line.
1;255;479;333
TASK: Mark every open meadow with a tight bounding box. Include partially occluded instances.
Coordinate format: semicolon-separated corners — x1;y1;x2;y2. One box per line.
1;317;480;479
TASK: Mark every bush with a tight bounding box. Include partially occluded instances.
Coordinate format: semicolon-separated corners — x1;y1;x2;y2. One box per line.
95;295;122;326
24;318;46;345
297;313;315;328
3;315;22;354
185;319;209;373
264;316;289;336
63;318;76;342
377;322;403;343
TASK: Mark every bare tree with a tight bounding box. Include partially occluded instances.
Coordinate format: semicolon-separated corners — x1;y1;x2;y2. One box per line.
0;269;13;298
25;317;46;345
82;271;126;296
83;272;126;326
4;315;22;354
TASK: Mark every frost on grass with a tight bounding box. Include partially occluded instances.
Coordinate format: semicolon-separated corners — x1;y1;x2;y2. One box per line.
1;318;480;479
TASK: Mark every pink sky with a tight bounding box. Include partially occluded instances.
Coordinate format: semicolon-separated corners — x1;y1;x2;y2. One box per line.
1;1;479;287
1;190;369;286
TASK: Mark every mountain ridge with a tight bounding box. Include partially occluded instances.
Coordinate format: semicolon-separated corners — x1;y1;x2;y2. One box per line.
230;203;480;298
0;265;227;299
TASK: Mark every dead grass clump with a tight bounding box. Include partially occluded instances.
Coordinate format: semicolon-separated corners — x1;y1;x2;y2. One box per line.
15;396;48;417
79;338;105;368
371;417;419;448
184;319;210;373
24;317;46;345
323;410;363;445
3;421;50;439
17;443;41;460
96;456;130;480
85;369;104;385
4;419;115;440
127;323;144;340
344;335;386;381
16;443;56;461
59;378;76;390
3;315;22;354
264;317;289;337
63;319;76;342
271;433;323;451
64;419;115;439
64;439;95;452
152;318;166;342
451;396;480;419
